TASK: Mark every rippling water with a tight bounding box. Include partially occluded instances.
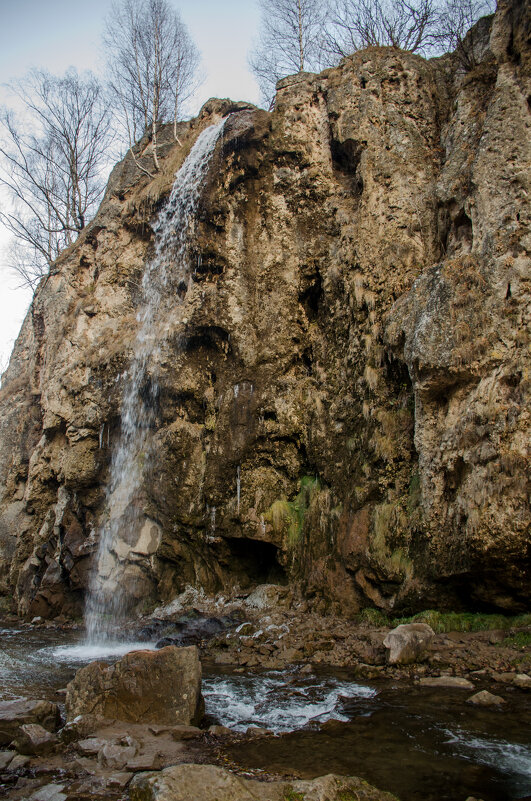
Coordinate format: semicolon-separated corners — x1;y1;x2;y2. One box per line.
202;670;377;732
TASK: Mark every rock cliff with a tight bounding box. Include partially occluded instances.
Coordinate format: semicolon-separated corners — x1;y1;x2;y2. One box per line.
0;0;529;619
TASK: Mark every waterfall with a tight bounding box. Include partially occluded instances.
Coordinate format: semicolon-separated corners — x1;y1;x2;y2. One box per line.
85;120;226;643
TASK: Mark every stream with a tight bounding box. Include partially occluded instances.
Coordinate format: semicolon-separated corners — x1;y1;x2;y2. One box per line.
1;625;531;801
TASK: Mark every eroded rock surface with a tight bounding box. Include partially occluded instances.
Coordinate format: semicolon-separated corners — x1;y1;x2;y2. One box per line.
0;0;529;619
65;646;203;725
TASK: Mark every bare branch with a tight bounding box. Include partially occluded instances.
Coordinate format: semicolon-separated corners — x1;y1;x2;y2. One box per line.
0;68;113;286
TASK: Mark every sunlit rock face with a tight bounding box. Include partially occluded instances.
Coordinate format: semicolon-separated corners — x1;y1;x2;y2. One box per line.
0;0;528;619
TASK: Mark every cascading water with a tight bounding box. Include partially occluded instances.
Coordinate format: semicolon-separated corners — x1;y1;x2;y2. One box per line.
85;119;226;645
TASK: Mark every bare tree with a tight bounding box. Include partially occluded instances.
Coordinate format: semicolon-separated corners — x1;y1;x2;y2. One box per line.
323;0;440;58
323;0;495;62
436;0;496;69
249;0;327;107
104;0;201;173
0;68;113;288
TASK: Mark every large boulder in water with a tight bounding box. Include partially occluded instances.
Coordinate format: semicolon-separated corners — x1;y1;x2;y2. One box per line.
383;623;434;664
65;645;203;725
129;764;400;801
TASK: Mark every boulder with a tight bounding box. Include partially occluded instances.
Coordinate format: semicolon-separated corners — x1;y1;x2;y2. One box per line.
14;723;58;755
129;764;400;801
383;624;434;665
467;690;505;706
0;699;61;744
65;645;203;725
0;750;13;769
513;673;531;690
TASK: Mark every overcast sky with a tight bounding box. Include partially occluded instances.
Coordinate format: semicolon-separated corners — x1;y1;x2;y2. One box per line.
0;0;261;371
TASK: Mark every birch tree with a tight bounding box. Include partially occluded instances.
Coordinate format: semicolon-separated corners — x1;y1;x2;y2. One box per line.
104;0;201;172
249;0;327;107
0;68;113;287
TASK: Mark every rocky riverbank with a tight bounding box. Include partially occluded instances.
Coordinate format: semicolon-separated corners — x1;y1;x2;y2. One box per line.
1;584;530;800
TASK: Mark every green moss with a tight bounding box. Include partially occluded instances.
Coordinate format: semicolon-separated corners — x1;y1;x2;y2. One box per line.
0;596;13;614
265;476;321;548
500;631;531;649
370;502;413;580
408;470;421;509
204;412;216;431
395;610;531;633
282;788;305;801
358;608;390;627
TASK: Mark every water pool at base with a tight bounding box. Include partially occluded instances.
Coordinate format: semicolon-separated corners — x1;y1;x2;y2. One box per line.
1;626;530;801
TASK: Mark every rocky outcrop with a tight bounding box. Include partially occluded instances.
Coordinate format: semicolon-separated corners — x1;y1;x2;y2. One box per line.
129;764;399;801
65;646;203;725
0;0;528;618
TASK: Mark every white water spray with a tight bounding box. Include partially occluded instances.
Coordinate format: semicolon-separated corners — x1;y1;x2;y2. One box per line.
85;120;226;643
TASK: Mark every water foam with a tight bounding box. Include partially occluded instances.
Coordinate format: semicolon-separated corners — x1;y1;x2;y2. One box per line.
202;671;377;732
53;641;157;662
443;726;531;789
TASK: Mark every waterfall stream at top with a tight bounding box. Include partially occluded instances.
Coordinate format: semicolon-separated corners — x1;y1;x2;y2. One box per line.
85;119;226;645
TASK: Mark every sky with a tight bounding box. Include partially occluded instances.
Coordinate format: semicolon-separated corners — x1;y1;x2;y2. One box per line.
0;0;262;371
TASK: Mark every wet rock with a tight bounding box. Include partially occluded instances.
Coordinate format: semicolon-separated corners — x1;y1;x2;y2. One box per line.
208;725;233;736
467;690;505;706
0;699;61;744
129;763;399;800
14;723;58;755
513;673;531;690
418;676;475;689
148;610;243;649
490;671;517;684
383;624;435;665
65;645;203;725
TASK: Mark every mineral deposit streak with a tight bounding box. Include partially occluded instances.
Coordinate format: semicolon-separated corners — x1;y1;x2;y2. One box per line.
85;120;226;643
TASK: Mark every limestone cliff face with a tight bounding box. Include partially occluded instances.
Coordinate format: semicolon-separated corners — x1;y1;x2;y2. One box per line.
0;0;529;618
